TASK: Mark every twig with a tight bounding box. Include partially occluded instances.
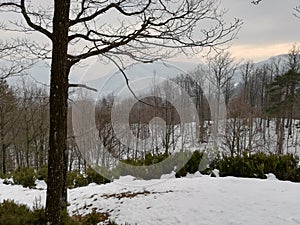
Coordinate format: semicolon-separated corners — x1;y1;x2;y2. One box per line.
69;83;98;92
251;0;262;5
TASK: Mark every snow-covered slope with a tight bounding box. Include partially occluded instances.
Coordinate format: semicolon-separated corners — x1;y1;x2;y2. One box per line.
1;175;300;225
233;54;288;84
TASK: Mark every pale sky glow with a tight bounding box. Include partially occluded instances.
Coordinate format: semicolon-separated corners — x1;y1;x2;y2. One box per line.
229;42;298;62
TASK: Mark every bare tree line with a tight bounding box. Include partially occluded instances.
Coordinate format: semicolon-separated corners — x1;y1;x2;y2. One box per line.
0;79;49;174
1;45;299;177
71;45;300;169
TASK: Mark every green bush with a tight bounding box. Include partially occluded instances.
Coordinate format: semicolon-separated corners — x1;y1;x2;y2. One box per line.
36;164;48;182
12;167;35;188
0;170;6;179
214;152;300;182
172;150;300;182
86;166;110;185
176;151;204;177
121;152;169;167
118;153;171;179
0;200;46;225
67;170;89;188
0;200;134;225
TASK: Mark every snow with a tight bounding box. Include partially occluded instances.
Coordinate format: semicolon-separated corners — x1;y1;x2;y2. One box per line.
266;173;278;181
211;169;220;177
1;175;300;225
160;171;176;179
35;180;47;190
0;180;46;209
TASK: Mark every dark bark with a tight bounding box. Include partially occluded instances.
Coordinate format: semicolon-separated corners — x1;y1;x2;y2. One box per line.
277;118;285;155
45;0;70;224
0;107;6;174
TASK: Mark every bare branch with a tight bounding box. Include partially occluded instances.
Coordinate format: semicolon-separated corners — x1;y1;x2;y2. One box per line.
19;0;52;39
69;0;151;27
102;52;174;110
67;0;242;67
68;17;153;65
0;40;36;79
251;0;262;5
69;83;98;92
294;5;300;18
0;0;52;39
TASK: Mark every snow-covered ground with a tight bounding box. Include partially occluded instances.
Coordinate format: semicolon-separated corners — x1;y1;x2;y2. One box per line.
1;174;300;225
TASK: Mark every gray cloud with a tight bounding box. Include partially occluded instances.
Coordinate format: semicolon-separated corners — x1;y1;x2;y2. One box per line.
222;0;300;46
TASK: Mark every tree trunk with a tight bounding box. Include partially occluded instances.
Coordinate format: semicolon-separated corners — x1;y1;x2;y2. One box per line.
45;1;70;224
0;119;6;174
277;118;285;155
199;90;205;143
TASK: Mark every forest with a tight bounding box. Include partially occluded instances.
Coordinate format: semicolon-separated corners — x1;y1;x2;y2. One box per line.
0;45;299;177
0;0;299;224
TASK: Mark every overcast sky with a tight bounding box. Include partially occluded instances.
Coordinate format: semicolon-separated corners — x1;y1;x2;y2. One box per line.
83;0;300;81
70;0;300;81
219;0;300;62
2;0;300;82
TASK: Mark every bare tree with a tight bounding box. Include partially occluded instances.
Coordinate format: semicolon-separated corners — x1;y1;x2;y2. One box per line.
0;0;242;224
0;79;17;174
208;51;238;106
16;80;49;169
207;51;238;138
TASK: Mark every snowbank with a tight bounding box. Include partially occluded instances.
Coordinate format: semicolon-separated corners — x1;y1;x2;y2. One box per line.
1;175;300;225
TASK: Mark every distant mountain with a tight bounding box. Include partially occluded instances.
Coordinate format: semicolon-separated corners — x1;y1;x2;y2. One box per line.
6;54;290;92
253;54;288;68
232;54;289;84
79;60;199;100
